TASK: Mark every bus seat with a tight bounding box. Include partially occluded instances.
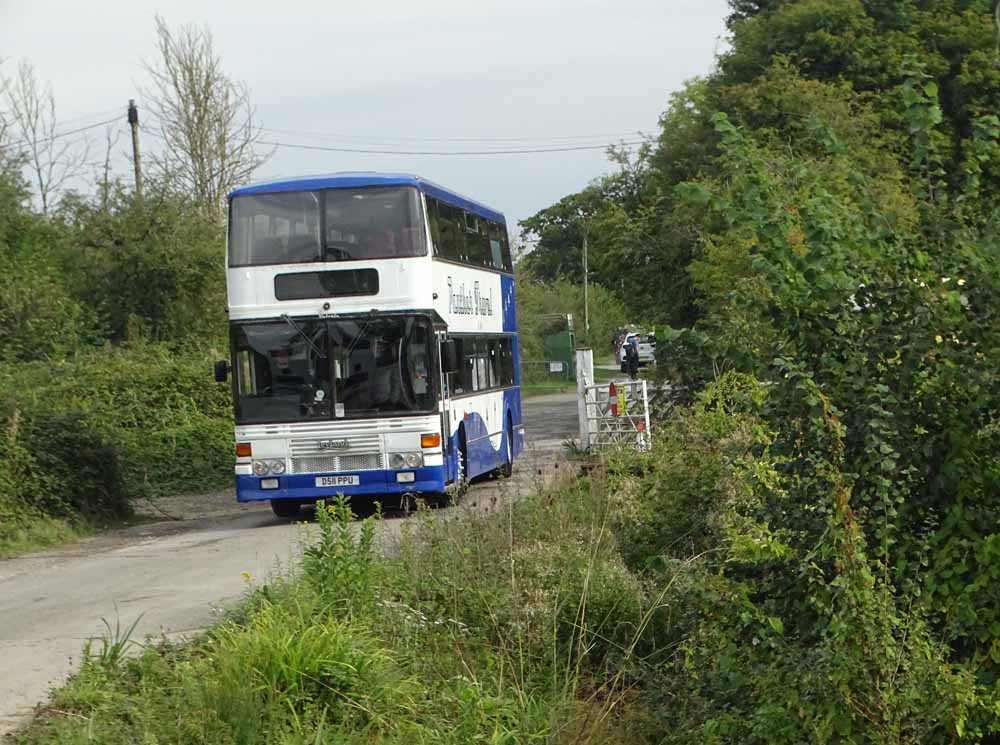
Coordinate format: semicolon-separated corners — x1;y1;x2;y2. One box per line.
366;230;395;258
285;235;320;263
252;236;287;264
397;227;419;255
370;365;401;408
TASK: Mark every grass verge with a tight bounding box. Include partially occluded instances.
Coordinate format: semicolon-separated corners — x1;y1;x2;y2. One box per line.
521;366;620;398
522;381;573;398
0;515;82;559
17;477;661;743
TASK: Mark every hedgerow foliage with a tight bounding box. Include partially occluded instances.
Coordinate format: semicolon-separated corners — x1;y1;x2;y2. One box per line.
519;2;1000;738
609;49;999;745
0;163;229;548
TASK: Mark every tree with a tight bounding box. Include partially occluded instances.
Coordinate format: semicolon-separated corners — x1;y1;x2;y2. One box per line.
67;183;226;343
3;59;89;214
0;61;32;245
725;0;789;26
144;15;270;217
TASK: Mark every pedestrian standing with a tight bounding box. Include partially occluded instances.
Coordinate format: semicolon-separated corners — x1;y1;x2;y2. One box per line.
626;335;640;380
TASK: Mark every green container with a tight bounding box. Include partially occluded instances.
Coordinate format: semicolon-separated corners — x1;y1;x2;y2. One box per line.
538;314;575;381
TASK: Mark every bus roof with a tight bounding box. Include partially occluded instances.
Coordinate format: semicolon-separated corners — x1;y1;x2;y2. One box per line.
228;172;505;224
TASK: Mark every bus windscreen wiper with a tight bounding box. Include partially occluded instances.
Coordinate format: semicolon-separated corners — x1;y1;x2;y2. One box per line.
280;314;326;359
342;310;379;359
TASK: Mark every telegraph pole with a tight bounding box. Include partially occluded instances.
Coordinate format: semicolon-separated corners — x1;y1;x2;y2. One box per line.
582;227;590;335
127;99;143;199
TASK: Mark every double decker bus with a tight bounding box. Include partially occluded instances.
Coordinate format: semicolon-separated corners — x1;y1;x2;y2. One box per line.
214;173;523;517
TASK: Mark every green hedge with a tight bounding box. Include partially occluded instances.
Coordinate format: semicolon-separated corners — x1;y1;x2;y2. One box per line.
0;343;234;531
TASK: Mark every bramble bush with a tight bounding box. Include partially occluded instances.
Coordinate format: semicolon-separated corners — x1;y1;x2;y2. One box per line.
625;55;1000;741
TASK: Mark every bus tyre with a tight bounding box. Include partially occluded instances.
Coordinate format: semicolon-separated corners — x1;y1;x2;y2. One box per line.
270;499;300;518
501;415;513;478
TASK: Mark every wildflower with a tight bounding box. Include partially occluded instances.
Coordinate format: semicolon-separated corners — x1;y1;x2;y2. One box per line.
935;335;943;344
958;278;967;286
241;570;251;581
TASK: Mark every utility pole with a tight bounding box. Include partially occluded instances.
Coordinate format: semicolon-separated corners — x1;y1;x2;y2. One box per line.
127;99;143;199
582;226;590;336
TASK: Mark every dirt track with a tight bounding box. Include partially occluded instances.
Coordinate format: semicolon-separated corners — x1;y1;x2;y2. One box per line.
0;391;579;736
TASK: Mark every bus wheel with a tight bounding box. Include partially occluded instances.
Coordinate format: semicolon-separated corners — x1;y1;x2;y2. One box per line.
400;493;417;516
270;499;300;518
501;414;513;478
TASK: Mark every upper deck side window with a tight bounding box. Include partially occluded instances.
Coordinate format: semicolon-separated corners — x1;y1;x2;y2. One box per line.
229;185;427;267
426;196;513;273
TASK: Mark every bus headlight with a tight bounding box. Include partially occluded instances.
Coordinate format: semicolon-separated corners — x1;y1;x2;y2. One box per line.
253;460;270;476
389;453;423;469
268;459;286;475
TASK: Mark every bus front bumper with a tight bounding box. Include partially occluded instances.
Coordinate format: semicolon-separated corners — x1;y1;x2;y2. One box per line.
235;466;447;503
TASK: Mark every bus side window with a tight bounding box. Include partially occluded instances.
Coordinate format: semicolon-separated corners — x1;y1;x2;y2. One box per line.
500;223;513;273
427;198;442;254
488;222;505;270
499;338;514;386
459;338;475;393
464;212;489;267
476;357;489;391
487;338;499;388
439;202;466;263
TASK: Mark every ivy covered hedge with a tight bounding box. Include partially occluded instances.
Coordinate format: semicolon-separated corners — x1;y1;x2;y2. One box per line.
612;59;1000;743
0;345;233;547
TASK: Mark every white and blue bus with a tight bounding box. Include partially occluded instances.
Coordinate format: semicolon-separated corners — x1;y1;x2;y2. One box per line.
215;173;524;517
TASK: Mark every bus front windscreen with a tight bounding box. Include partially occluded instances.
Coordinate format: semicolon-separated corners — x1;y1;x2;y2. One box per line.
232;316;436;424
228;186;427;267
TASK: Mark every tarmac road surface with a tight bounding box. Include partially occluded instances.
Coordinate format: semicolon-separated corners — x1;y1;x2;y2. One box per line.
0;391;579;736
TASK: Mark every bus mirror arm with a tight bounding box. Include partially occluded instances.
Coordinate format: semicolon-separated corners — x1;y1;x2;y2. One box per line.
214;360;229;383
441;341;460;373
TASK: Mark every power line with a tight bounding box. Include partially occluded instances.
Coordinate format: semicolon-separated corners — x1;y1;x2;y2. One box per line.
0;115;120;153
143;117;645;155
57;106;125;127
256;137;644;156
258;125;646;144
144;112;646;149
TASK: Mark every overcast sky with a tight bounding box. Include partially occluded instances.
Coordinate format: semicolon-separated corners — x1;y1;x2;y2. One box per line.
0;0;730;227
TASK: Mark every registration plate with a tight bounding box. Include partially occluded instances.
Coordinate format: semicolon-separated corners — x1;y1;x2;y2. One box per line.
315;475;360;487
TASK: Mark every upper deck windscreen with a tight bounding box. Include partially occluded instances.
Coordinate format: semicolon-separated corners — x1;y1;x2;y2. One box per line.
229;185;427;267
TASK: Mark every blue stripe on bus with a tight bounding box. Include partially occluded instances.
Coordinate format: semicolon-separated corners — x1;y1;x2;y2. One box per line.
501;274;517;333
236;466;446;503
236;390;524;502
227;172;505;225
445;388;524;482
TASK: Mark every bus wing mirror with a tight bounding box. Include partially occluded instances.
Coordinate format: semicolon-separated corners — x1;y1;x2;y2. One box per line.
214;360;229;383
441;341;460;373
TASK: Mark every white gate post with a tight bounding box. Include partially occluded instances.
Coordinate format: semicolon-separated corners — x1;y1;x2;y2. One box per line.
575;347;594;451
641;379;651;451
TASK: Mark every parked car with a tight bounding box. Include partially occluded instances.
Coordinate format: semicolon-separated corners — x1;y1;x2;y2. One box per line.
619;332;656;372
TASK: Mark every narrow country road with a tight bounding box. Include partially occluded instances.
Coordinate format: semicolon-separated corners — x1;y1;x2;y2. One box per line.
0;392;579;736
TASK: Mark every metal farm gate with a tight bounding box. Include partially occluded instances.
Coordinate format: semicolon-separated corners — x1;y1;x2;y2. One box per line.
575;349;651;452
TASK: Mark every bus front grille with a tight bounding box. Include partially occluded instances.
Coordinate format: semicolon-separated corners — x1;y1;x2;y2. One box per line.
291;453;383;474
